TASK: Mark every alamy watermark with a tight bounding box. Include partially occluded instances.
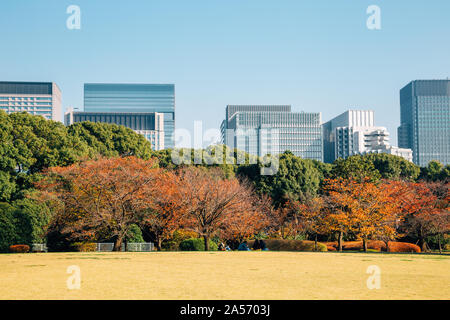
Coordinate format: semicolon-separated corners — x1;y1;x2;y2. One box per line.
366;265;381;290
367;5;381;30
171;122;280;175
66;5;81;30
66;265;81;290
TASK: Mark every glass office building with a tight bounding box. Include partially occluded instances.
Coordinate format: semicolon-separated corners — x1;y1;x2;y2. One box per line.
66;111;165;150
84;83;175;149
221;105;323;161
0;81;62;122
398;80;450;166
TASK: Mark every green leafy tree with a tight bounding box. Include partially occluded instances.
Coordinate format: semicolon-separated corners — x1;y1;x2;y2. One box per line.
0;203;16;252
238;151;321;207
331;155;381;182
365;153;420;181
419;160;449;182
11;198;52;245
0;171;16;202
0;199;51;252
67;121;153;160
125;224;145;243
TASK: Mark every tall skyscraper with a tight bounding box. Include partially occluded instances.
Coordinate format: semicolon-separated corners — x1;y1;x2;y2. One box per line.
83;83;175;149
398;80;450;166
221;105;323;161
323;110;412;163
0;81;62;122
65;110;165;151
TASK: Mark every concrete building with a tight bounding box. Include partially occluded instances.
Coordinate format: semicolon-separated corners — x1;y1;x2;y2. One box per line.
323;110;412;163
0;81;62;122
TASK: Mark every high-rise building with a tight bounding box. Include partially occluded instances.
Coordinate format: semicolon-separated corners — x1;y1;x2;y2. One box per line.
398;80;450;166
221;105;323;161
323;110;412;163
65;110;165;151
84;83;175;149
0;81;62;122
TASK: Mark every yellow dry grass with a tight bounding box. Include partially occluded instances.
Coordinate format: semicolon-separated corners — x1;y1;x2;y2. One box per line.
0;251;449;300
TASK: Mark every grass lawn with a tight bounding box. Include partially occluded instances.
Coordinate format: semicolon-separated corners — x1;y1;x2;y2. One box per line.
0;251;449;300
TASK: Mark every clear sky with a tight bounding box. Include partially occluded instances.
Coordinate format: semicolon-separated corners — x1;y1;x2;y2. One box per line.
1;0;449;147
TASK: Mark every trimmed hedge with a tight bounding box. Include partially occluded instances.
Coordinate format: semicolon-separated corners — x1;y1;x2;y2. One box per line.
71;242;97;252
9;244;30;253
324;240;421;253
179;238;218;251
388;242;421;253
247;240;327;252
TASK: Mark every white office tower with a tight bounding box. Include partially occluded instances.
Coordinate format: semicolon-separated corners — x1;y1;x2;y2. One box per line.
323;110;413;162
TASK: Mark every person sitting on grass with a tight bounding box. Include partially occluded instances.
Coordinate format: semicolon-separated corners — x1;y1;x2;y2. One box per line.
218;242;225;251
259;239;268;251
252;239;261;250
238;241;251;251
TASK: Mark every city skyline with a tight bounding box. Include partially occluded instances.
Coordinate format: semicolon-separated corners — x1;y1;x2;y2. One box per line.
1;79;448;166
1;0;449;147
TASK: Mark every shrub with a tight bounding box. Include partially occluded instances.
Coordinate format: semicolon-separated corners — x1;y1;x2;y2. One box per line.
247;239;327;252
179;238;218;251
324;240;421;253
340;240;386;252
125;224;144;243
163;229;199;251
9;244;30;253
388;242;421;253
0;200;51;253
71;242;97;252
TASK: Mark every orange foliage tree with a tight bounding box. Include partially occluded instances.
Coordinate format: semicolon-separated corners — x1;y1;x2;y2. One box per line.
37;157;160;251
399;181;449;252
265;203;298;240
177;167;264;251
322;178;404;252
141;170;186;251
220;194;271;243
295;196;326;251
396;181;439;251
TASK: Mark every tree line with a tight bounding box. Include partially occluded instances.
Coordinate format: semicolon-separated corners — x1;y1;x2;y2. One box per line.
0;111;449;252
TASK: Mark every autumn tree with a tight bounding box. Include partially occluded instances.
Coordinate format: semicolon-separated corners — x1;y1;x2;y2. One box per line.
295;197;326;251
267;196;322;241
394;181;440;251
321;179;354;251
399;181;450;252
37;157;160;251
220;195;270;243
177;167;262;251
321;178;404;252
142;170;185;251
265;202;298;240
348;180;400;252
428;181;450;253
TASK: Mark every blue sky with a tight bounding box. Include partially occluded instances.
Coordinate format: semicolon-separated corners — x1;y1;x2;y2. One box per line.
1;0;449;147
